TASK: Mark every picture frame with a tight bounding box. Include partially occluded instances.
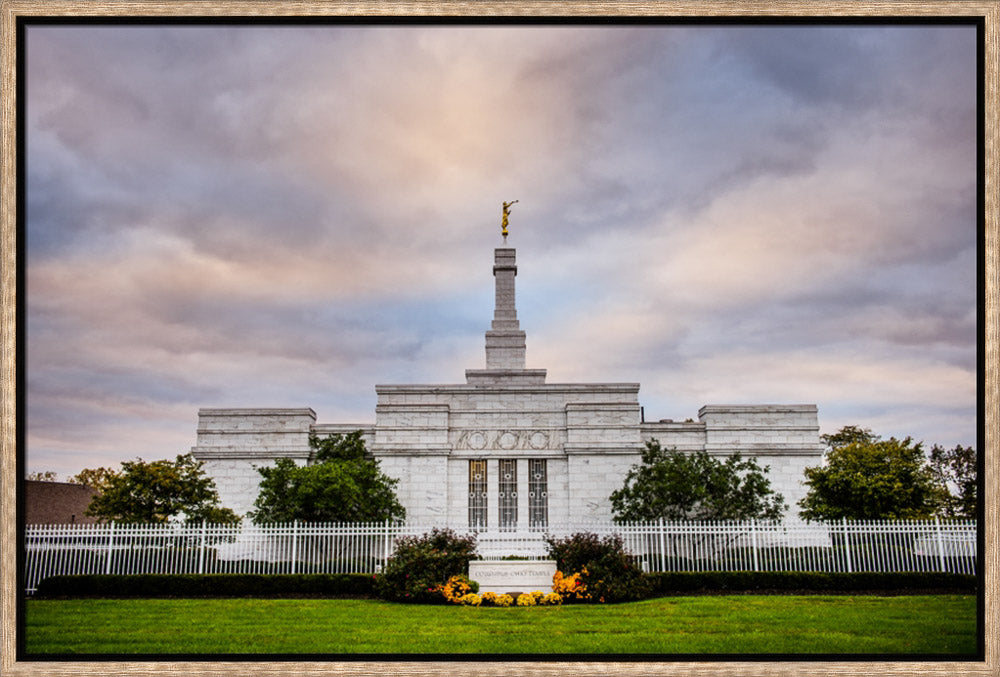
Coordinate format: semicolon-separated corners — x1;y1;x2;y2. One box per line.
2;2;996;675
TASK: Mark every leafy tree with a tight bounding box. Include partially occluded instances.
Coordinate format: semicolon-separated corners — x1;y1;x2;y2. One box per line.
26;471;58;482
309;431;367;462
68;467;118;492
798;428;941;520
248;431;405;524
84;454;239;524
928;443;977;518
610;440;787;522
821;425;880;449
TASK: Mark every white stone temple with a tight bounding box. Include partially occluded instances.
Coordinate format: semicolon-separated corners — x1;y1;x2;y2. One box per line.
191;242;824;526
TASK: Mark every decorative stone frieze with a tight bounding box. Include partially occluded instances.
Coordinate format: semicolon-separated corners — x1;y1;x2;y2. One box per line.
454;429;555;451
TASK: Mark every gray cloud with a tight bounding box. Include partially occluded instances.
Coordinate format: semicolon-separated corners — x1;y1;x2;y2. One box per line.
24;24;979;475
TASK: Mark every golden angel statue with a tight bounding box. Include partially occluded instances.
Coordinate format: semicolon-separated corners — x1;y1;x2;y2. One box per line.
501;200;518;239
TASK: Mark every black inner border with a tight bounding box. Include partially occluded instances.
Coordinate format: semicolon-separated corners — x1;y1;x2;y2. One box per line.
12;13;988;664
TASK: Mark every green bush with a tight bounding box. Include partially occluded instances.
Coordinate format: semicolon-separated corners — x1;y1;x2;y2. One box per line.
374;528;479;603
33;570;974;601
545;532;650;603
33;573;375;598
646;571;976;596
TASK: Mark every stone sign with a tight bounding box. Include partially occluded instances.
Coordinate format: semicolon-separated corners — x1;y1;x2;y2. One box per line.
468;559;557;594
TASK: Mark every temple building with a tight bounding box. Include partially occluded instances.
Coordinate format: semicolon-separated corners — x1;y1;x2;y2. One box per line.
191;239;824;527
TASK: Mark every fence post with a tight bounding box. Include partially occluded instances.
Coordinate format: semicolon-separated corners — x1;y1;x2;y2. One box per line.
658;518;666;573
290;520;299;575
750;519;760;572
934;516;947;573
841;518;854;573
104;522;116;575
383;518;392;570
197;521;207;574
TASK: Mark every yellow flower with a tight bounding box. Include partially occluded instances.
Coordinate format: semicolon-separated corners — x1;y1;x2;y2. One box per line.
552;570;588;600
459;593;481;606
440;575;476;604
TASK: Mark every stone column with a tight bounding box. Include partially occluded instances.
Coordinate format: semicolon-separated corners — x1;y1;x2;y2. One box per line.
516;457;530;531
486;458;499;530
485;248;527;369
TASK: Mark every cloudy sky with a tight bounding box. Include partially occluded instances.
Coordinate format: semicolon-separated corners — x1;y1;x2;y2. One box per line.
24;22;979;479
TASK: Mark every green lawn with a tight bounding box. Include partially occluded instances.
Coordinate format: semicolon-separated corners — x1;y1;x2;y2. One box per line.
25;595;977;656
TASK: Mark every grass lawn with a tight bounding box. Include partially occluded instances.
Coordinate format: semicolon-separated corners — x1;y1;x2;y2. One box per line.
24;594;977;656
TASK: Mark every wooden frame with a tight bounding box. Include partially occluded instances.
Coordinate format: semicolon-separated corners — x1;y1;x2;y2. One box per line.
2;2;996;675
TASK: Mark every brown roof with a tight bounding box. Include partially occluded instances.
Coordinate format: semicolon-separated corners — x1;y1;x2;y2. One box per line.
25;480;99;524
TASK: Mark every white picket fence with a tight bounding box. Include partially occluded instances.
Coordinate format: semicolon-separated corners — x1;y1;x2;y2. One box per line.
23;519;976;595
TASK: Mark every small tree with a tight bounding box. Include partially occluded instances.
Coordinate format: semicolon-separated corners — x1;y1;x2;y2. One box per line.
84;454;239;524
249;431;405;524
798;428;941;520
68;467;118;492
928;443;977;518
610;440;786;522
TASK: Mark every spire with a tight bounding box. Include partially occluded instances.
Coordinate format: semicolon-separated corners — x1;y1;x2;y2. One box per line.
485;247;526;369
465;240;546;385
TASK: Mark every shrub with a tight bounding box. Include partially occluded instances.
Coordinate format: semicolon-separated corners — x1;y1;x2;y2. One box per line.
645;571;976;596
33;573;374;598
374;528;478;603
516;593;537;606
545;532;651;603
494;593;514;607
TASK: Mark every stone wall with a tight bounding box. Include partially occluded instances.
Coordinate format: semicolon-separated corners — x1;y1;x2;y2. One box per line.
191;408;374;518
193;400;823;524
193;408;317;460
372;380;643;529
378;455;450;523
637;404;823;519
564;452;641;522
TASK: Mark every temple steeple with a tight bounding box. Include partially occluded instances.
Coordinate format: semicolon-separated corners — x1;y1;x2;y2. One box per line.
485;247;525;369
465;240;546;385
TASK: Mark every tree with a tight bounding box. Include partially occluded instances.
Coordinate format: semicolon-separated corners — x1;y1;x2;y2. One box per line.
798;427;941;520
928;443;977;518
26;471;58;482
68;467;118;492
84;454;240;524
820;425;880;449
248;431;405;524
609;440;787;522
